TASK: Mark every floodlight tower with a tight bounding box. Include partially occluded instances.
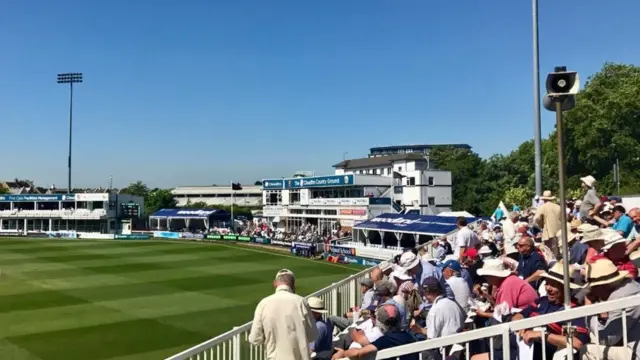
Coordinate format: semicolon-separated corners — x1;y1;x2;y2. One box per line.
57;73;83;193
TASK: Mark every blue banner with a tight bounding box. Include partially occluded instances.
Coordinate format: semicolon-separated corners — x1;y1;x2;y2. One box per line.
114;234;151;240
262;179;285;190
369;197;392;205
180;232;205;239
0;194;76;202
293;242;314;250
285;175;354;189
46;231;78;239
328;245;356;256
153;231;181;239
354;213;477;236
271;239;292;247
252;237;271;245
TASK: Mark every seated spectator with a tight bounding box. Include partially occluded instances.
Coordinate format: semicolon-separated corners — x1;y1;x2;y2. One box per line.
307;297;334;360
594;231;639;279
581;227;608;264
398;251;454;305
373;280;406;328
611;205;634;238
516;236;548;287
330;278;375;331
557;226;588;266
475;259;538;318
442;259;471;311
332;304;418;360
346;310;383;350
583;258;640;359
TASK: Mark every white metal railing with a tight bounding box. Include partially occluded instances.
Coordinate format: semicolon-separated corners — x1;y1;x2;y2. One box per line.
375;294;640;360
165;267;373;360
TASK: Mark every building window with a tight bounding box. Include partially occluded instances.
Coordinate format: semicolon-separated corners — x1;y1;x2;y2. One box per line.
324;209;337;216
386;167;391;175
428;197;435;206
373;169;378;175
408;177;416;186
428;176;434;186
360;170;364;174
397;166;402;172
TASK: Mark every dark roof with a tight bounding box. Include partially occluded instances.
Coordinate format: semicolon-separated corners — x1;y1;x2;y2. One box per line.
369;144;471;152
333;153;426;169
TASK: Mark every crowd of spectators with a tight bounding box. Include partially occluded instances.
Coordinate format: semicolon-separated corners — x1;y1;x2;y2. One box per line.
248;175;640;360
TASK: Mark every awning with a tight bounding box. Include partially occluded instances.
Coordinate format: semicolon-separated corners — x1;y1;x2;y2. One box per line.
354;213;477;237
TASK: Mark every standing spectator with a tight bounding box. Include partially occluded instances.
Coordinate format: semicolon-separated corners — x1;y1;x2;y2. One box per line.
515;236;548;287
399;251;454;302
502;211;519;245
492;206;504;222
533;190;563;258
307;297;334;360
441;260;471;311
454;216;480;261
612;205;634;238
583;259;640;359
332;304;418;360
579;175;602;223
249;269;318;360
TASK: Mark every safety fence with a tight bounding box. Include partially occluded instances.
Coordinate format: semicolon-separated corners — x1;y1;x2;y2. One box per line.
164;268;372;360
374;294;640;360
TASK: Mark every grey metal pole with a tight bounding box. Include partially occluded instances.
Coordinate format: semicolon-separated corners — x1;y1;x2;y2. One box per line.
68;82;74;193
555;100;571;309
533;0;543;197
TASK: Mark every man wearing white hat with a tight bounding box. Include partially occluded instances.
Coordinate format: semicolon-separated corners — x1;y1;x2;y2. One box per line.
534;190;563;258
249;269;318;360
307;297;334;360
579;175;602;221
583;259;640;360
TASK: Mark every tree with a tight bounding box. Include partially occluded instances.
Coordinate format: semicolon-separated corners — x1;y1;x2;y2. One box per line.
145;188;177;215
188;201;209;209
503;186;534;210
254;181;263;186
0;185;10;194
120;181;150;198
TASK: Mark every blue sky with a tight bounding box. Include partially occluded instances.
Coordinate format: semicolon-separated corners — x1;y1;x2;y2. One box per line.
1;0;638;188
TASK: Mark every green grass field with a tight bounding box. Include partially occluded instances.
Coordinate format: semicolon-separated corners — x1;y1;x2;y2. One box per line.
0;239;360;360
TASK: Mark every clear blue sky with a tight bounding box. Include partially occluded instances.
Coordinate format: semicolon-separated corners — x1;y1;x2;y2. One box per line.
1;0;638;188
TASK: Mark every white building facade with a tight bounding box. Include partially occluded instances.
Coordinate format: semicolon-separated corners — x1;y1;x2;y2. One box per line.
172;185;262;207
333;153;452;214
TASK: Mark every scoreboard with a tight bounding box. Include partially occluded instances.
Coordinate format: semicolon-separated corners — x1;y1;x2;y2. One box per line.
121;202;140;218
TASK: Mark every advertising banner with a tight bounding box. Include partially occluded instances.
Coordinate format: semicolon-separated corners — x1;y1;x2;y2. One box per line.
271;239;292;247
180;232;205;239
153;231;181;239
115;234;151;240
327;245;357;256
0;194;76;202
293;242;313;250
0;231;24;237
285;175;354;189
309;198;369;206
252;237;271;245
339;209;367;216
355;247;400;261
206;234;222;240
26;231;47;238
262;206;284;217
236;236;252;242
46;231;78;239
262;179;285;190
76;193;109;202
223;235;237;240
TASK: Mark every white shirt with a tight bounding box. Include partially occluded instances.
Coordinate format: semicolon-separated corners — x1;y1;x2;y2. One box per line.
349;319;384;349
426;295;466;339
446;276;471;312
502;219;517;243
454;227;479;257
249;285;318;360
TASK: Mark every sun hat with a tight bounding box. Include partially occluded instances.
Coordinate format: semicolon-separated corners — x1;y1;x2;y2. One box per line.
580;175;596;188
577;223;599;234
540;190;556;200
378;260;393;273
602;231;629;251
442;259;462;273
541;262;582;289
479;245;493;255
390;268;412;281
581;228;611;244
556;228;577;244
307;296;328;313
570;218;582;230
476;258;512;278
360;278;374;289
398;252;420;270
585;258;629;287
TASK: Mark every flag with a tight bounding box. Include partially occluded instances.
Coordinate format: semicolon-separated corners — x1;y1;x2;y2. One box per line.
231;183;243;191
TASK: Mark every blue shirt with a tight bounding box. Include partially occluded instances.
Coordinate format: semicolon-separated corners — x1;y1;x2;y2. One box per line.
384;298;407;328
371;331;419;360
517;251;548;280
569;239;588;265
435;246;446;261
613;214;634;238
493;208;504;221
413;260;455;306
309;318;334;352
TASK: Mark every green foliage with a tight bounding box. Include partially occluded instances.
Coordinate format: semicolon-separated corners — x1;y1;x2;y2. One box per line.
254;180;263;186
119;181;149;197
144;188;177;215
504;187;534;209
567;188;583;200
433;63;640;216
0;185;10;194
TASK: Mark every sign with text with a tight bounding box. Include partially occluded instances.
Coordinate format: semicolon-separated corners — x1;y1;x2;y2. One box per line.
285;175;354;189
327;245;356;256
308;198;369;206
0;194;76;202
262;179;285;190
339;209;367;216
271;239;292;247
263;206;284;217
76;193;109;202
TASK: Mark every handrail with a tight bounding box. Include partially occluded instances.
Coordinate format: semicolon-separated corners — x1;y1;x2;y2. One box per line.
165;266;373;360
375;294;640;359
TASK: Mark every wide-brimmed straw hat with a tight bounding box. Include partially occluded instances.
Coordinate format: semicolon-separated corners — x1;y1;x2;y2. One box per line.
307;296;328;313
540;190;556;200
585;258;629;287
581;228;611;244
602;231;629;251
476;258;511;278
557;228;577;247
541;262;582;289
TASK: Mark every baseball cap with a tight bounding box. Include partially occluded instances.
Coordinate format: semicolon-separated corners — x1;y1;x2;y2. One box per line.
442;259;462;272
374;280;396;297
360;278;374;288
375;304;400;327
421;276;441;291
399;252;420;270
